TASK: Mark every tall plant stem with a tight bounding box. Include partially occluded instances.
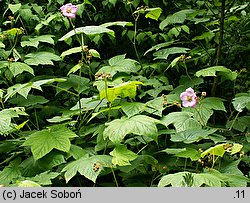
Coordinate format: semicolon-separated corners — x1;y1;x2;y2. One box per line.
183;62;192;81
133;14;141;64
229;111;240;131
211;0;226;96
111;167;119;187
104;77;111;121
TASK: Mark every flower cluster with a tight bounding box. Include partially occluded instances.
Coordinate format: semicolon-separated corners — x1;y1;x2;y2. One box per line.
60;3;78;18
180;87;197;108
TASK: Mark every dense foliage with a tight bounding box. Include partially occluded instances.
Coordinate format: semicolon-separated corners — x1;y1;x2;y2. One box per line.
0;0;249;187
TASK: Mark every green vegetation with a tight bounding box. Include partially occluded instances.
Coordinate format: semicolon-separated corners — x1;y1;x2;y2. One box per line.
0;0;249;187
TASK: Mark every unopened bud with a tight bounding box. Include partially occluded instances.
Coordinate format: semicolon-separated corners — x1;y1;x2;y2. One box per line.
201;92;207;97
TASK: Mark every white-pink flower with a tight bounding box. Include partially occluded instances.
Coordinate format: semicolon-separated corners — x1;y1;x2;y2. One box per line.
60;3;78;19
180;87;197;108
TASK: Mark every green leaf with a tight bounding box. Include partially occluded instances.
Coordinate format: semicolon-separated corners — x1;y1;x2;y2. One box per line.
201;143;226;158
100;81;143;103
70;96;107;112
9;94;49;107
192;31;215;43
61;46;87;59
219;160;249;186
68;145;89;160
8;62;34;77
21;35;55;48
110;145;138;166
67;63;82;76
161;148;187;154
171;128;217;144
201;97;226;112
59;26;115;41
121;102;145;117
16;180;41;187
46;116;72;123
232;94;250;112
103;115;160;144
158;171;223;187
5;78;66;101
0;41;5;48
22;125;77;160
0;107;27;135
101;21;133;27
174;148;201;161
159;9;194;30
182;97;226;126
37;152;66;170
0;158;21;186
153;47;190;60
109;54;126;65
183;97;226;125
144;40;175;55
8;3;21;14
57;74;90;94
62;155;112;183
97;55;139;76
227;116;250;132
24;52;61;66
230;143;243;155
89;49;101;58
145;8;162;21
192;173;223;187
145;96;165;117
161;112;202;132
162;148;200;161
27;171;59;186
195;66;237;81
118;155;158;173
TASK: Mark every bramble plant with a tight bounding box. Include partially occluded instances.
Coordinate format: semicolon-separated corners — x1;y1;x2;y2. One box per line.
0;0;249;187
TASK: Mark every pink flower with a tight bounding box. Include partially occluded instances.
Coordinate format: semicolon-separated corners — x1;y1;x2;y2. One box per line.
60;3;78;18
180;87;197;108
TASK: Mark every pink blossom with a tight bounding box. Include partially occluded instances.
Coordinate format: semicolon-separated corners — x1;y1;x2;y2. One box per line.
60;3;78;18
180;87;197;108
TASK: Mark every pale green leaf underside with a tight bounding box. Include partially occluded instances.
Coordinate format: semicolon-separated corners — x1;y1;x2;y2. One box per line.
153;47;190;60
21;35;55;48
158;171;222;187
24;52;61;66
59;26;115;41
101;21;133;27
232;94;250;112
195;66;237;81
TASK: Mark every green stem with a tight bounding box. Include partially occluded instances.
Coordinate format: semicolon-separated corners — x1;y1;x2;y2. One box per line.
133;14;141;64
111;167;119;187
0;151;23;166
195;106;206;127
137;144;148;155
229;111;240;131
184;158;187;171
104;77;111;121
211;155;219;170
183;62;192;81
49;84;79;97
34;109;39;130
211;0;226;96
